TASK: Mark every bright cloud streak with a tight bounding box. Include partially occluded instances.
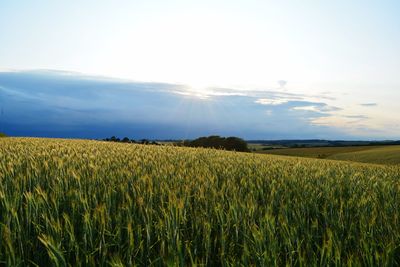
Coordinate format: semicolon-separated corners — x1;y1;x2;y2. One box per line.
255;99;289;106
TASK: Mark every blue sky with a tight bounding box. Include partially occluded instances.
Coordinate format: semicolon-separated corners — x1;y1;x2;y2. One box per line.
1;1;399;139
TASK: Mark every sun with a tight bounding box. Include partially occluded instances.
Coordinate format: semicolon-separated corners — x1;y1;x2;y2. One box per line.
177;84;212;100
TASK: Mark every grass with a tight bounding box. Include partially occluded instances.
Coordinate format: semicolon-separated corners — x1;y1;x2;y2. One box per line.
1;138;400;266
257;145;400;165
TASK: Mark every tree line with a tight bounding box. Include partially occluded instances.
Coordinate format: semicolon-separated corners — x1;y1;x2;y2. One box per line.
102;136;159;145
178;135;249;152
102;135;250;152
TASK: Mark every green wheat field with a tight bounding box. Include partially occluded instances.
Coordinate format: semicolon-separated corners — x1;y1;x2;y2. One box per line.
1;138;400;266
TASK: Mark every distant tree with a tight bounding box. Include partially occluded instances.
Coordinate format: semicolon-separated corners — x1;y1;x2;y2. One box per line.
140;139;149;145
225;137;248;152
102;136;159;146
0;132;7;138
182;135;249;152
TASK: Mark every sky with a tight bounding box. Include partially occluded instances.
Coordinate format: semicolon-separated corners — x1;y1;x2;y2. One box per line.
0;0;399;139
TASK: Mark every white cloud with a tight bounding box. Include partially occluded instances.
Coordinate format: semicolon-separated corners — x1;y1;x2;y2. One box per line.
292;106;318;112
255;98;289;105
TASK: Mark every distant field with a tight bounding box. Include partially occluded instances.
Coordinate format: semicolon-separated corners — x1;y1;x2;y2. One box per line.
1;138;400;265
330;145;400;165
256;146;384;158
248;143;286;151
258;145;400;165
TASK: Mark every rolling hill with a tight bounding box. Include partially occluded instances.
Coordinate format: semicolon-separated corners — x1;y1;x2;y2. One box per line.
330;145;400;165
258;145;400;165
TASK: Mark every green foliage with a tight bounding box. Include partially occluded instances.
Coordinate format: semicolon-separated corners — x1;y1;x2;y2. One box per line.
182;135;249;152
38;235;67;267
0;132;7;138
0;138;400;266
